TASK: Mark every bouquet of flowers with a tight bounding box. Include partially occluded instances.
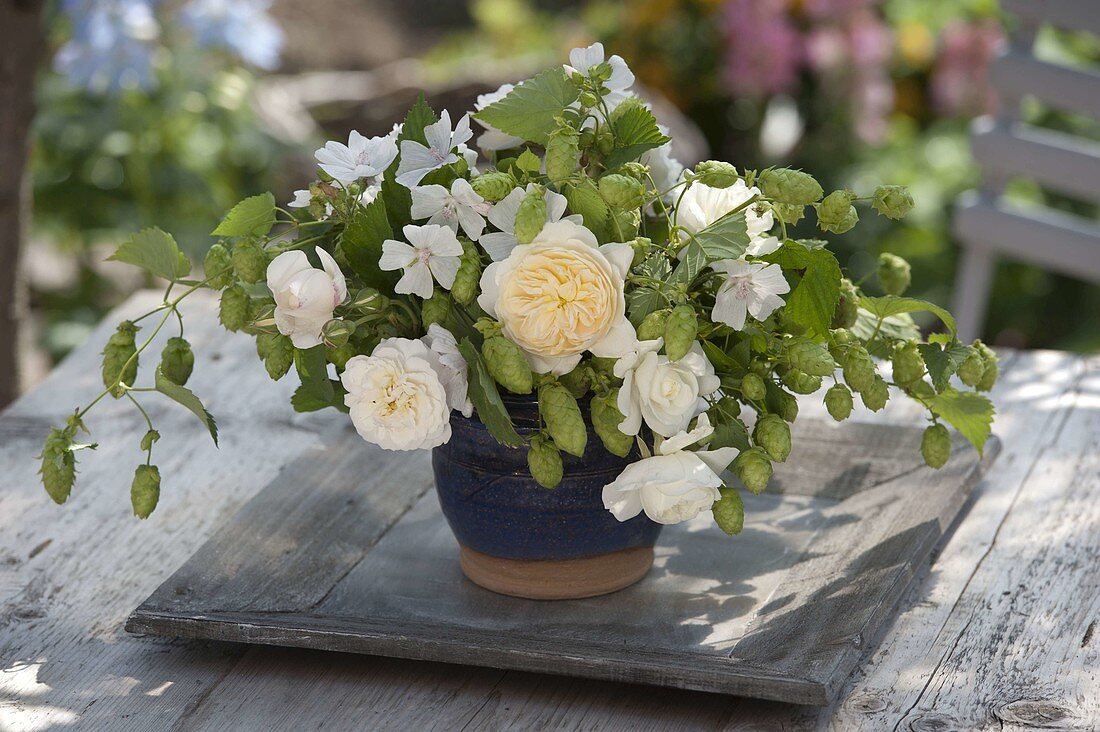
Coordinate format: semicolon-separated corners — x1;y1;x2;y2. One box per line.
40;43;997;534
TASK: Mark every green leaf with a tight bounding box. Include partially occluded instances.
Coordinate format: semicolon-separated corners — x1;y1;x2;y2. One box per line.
919;341;973;392
474;66;581;144
211;193;277;237
670;241;706;285
929;389;995;455
762;241;841;339
851;309;920;358
701;339;739;373
858;295;957;336
293;345;334;410
563;179;613;243
692;211;750;261
712;486;745;535
108;228;191;282
605;100;670;169
154;367;218;446
457;338;524;448
398;95;438;146
291;380;348;413
340;197;397;293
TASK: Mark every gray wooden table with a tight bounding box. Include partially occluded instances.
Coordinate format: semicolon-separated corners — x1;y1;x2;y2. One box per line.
1;291;1097;731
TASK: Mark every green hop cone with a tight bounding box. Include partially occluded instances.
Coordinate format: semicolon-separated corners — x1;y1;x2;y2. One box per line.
219;285;251;332
514;187;547;245
598;174;645;211
421;290;452;328
785;338;837;377
741;372;767;402
203;243;234;289
842;345;876;394
231;240;269;284
753;414;792;462
712;487;745;536
891;341;925;386
817;190;858;234
921;423;952;469
617;161;649;183
539;383;587;457
636;309;669;342
527;435;564;489
158;337;194;386
872;185;914;220
861;376;889;412
773;202;805;226
102;321;139;397
609;208;641;240
545;126;581;185
781;368;822;394
558;366;591;398
758;168;823;205
471;171;516;203
595;127;615;156
877;253;912;296
663;305;698;361
130;464;161;519
140;429;160;452
957;348;985;387
256;333;293;380
832;278;859;329
734;447;773;494
628;236;652;268
773;388;799;422
39;427;77;505
483;336;534;395
450;244;482;305
975;341;999;392
592;390;633;458
693;161;739;188
824;383;854;422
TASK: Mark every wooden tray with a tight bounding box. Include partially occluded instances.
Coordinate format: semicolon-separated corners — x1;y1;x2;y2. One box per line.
126;419;998;706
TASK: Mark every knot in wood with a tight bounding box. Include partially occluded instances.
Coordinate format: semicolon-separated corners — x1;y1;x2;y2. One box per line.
903;711;959;732
994;699;1071;727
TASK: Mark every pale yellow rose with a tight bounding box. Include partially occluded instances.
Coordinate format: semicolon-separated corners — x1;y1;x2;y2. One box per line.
477;220;637;374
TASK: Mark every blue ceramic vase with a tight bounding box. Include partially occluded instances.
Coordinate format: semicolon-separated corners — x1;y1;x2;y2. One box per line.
432;394;663;599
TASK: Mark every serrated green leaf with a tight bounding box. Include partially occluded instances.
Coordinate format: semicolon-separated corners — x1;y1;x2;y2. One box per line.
859;295;957;336
762;241;841;339
212;193;277;237
606;100;670;169
457;338;523;448
290;380;348;412
398;95;438;146
692;211;750;261
670;241;706;285
919;341;973;392
340;197;397;293
474;67;580;145
851;309;920;358
154;367;218;446
108;228;191;282
929;389;994;455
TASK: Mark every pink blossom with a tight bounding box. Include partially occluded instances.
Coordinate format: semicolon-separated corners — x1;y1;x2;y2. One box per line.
722;0;802;98
932;19;1006;118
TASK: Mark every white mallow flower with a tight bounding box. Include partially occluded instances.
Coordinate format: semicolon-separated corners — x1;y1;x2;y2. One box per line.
396;111;473;188
288;185;379;217
378;224;464;299
473;83;525;151
480;184;583;262
411;178;491;240
711;260;791;331
614;339;721;438
478;219;637;375
676;178;780;257
423;324;473;418
565;42;635;110
602;414;738;525
314;130;398;185
266;248;348;349
341;338;455;451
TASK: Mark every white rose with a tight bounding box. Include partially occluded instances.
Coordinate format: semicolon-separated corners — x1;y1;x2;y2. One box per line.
614;339;721;438
676;178;780;257
267;247;348;349
602;415;738;525
341;337;456;451
477;219;637;375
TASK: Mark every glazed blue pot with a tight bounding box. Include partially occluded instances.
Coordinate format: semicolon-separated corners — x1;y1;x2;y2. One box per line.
432;395;663;567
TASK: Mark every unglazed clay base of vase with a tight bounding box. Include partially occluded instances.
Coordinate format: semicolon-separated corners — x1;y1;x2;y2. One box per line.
458;544;655;600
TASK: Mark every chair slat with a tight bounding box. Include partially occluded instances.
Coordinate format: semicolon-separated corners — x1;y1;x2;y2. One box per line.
953;195;1100;283
1001;0;1100;36
990;51;1100;119
971;121;1100;202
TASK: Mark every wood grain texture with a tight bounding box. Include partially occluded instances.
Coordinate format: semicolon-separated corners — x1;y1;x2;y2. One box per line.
0;291;1095;730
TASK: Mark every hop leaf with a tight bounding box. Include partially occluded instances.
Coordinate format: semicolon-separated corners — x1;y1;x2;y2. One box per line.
483;336;534;395
741;372;766;402
861;376;890;412
758;168;823;205
591;390;633;458
471;171;518;202
877;253;912;296
451;243;482;306
753;414;792;462
872;185;914;220
636;309;669;342
231;240;269;284
528;435;564;489
130;464;161;519
921;424;951;468
663;305;697;362
545;125;581;185
256;333;294;380
825;383;854;421
158;337;194;386
203;243;234;289
734;447;772;494
784;338;837;377
598;174;645;210
891;341;925;386
219;285;252;332
514;186;548;245
539;383;587;457
101;321;139;398
712;486;745;535
692;161;739;188
816;190;858;234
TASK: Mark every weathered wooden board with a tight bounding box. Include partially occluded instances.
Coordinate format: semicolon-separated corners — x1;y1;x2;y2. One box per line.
126;417;999;706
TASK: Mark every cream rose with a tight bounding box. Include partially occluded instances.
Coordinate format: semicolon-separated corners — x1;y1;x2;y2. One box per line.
614;339;721;438
477;220;637;375
676;178;780;257
341;338;458;451
602;415;738;525
267;247;348;349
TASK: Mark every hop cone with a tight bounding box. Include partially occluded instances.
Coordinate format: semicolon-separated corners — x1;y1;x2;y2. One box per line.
539;383;587;457
203;243;234;289
817;191;858;234
528;436;563;489
741;372;766;402
753;414;791;462
758;168;823;205
514;187;547;245
877;253;911;296
891;341;925;386
734;447;772;494
663;305;697;361
130;464;161;519
592;391;633;458
824;383;854;422
921;424;951;468
256;333;293;380
545;126;581;185
483;336;533;395
159;337;194;386
232;240;269;284
693;161;739;188
872;185;914;220
219;285;252;332
451;244;482;305
471;172;516;203
39;427;77;505
102;321;139;397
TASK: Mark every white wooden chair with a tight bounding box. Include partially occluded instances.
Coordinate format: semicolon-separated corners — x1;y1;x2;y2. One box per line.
951;0;1100;341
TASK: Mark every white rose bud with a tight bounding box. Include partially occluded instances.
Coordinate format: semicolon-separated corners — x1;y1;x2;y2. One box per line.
267;248;348;349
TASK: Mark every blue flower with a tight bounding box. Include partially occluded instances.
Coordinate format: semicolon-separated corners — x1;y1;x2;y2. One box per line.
179;0;283;70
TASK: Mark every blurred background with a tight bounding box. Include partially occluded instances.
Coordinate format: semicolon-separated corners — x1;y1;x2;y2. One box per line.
1;0;1097;409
